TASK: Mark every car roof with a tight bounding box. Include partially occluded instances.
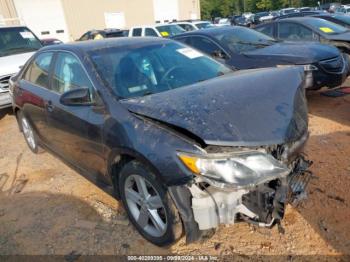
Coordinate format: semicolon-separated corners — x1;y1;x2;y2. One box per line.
40;37;172;54
173;26;241;38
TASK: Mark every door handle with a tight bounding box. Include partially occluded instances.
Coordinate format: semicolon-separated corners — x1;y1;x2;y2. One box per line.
45;100;54;112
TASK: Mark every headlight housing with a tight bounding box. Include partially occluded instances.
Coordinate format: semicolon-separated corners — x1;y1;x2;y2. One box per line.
178;151;290;189
276;64;318;72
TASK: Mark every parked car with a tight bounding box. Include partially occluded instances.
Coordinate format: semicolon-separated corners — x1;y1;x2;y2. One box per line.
312;14;350;28
11;38;312;246
0;26;42;109
280;8;298;16
214;18;231;27
259;11;280;23
252;12;269;24
231;16;252;27
78;29;129;41
335;5;350;14
129;24;185;37
41;38;63;46
173;26;348;90
273;11;323;20
172;21;214;31
255;17;350;54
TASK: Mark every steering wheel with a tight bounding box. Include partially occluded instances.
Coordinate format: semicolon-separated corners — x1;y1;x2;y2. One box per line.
159;66;189;88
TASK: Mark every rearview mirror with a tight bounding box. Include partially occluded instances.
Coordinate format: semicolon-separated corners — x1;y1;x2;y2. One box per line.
60;87;94;106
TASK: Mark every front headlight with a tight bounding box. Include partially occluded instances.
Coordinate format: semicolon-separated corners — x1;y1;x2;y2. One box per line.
303;64;318;71
178;151;290;188
276;64;318;72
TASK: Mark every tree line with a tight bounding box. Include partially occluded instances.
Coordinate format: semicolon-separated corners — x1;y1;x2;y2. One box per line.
200;0;350;19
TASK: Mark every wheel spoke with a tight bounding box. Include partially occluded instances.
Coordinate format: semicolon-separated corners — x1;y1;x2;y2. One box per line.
137;208;149;229
125;188;142;205
147;195;163;209
148;209;166;233
134;176;149;199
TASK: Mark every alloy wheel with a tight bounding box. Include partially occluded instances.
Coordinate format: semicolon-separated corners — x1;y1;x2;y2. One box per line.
124;174;167;237
21;117;36;150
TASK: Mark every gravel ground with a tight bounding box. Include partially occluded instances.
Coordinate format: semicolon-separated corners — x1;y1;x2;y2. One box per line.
0;90;349;258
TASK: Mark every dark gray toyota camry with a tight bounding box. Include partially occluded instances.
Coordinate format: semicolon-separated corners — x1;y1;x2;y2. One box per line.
11;38;312;246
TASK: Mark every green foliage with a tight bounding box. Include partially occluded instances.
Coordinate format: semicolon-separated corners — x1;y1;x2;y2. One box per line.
200;0;330;18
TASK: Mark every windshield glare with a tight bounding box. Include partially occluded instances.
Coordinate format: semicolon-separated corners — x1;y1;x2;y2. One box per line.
213;27;276;53
89;42;231;99
305;18;348;34
0;27;42;57
155;25;185;37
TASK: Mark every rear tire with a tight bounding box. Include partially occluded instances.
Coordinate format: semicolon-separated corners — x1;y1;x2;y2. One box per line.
18;111;43;154
119;161;183;246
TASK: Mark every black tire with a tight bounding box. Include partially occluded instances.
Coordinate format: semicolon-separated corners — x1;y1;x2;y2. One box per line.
119;161;183;246
18;111;43;154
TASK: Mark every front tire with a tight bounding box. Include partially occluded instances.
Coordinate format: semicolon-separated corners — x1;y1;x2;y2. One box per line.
119;161;183;246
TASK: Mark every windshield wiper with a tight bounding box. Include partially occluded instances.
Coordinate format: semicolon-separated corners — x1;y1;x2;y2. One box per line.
235;41;271;47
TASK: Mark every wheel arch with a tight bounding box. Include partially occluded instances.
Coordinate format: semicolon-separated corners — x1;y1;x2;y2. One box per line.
107;147;167;199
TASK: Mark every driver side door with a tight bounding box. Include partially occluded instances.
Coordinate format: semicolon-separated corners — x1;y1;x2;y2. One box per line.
45;51;105;176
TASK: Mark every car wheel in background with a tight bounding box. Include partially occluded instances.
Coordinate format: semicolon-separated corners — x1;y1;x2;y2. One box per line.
119;161;183;246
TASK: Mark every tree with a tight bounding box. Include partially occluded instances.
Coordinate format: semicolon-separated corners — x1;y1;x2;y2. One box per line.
256;0;273;10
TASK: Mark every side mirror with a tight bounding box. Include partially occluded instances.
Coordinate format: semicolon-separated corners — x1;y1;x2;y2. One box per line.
60;87;94;106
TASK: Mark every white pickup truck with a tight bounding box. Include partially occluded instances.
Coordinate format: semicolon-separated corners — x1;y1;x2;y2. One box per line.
128;24;185;38
0;26;42;109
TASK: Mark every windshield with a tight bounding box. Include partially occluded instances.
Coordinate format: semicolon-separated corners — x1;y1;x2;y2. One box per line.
89;41;231;99
155;25;185;37
284;9;296;14
213;27;276;53
0;27;42;57
304;18;348;34
332;15;350;25
196;22;213;29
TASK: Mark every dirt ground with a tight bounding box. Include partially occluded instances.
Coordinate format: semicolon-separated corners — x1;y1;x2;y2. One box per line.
0;90;349;258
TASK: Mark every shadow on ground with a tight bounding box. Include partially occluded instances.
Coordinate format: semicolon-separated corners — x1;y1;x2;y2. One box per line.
0;192;171;255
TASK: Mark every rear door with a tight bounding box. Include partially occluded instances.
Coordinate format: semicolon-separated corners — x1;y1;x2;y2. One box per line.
45;51;105;176
19;52;54;143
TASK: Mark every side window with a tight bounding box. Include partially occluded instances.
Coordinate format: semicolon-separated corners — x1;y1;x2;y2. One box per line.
179;24;195;31
145;28;158;37
80;33;89;41
25;52;53;88
278;22;314;41
190;36;220;55
256;24;274;38
132;28;142;37
52;52;93;95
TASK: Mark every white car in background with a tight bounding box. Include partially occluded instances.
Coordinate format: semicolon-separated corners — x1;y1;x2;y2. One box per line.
129;24;185;38
172;21;214;31
0;26;42;109
214;18;231;27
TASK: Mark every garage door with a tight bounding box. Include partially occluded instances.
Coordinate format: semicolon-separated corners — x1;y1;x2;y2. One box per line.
153;0;179;23
13;0;69;42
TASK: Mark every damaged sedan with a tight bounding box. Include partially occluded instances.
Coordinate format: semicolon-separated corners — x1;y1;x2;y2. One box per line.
11;38;312;246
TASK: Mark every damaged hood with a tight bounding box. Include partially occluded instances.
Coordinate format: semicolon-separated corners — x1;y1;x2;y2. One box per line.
242;42;339;65
121;67;308;147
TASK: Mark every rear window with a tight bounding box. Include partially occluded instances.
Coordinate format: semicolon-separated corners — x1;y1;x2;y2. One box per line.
0;27;42;57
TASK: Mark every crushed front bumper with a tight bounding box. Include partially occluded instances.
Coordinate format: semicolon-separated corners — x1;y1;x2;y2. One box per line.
187;156;312;231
